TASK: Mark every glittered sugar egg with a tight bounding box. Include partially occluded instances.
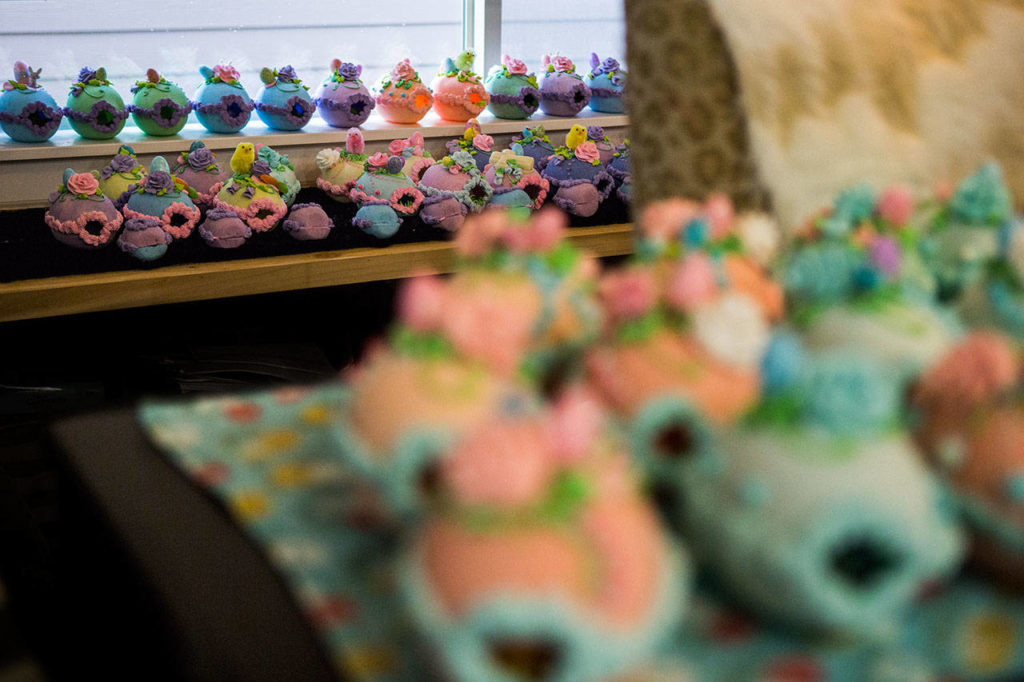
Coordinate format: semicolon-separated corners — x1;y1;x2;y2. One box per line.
193;65;253;134
315;128;368;203
375;59;433;124
197;207;252;249
514;125;557;172
350;153;424;239
313;59;374;128
0;61;62;142
585;53;626;114
417;153;492;232
117;216;172;261
484;148;549;211
123;156;201;240
485;54;540;119
215;143;288;232
255;144;300;206
430;51;489;122
542;131;614;217
283;202;333;241
171;141;230;208
400;409;689;682
63;66;127;140
912;333;1024;588
254;65;315;131
44;168;123;248
539;55;590;117
129;68;191;136
96;144;147;207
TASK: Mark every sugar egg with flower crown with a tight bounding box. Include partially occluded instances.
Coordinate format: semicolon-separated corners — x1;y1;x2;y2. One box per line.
431;51;489;122
44;168;123;249
0;61;62;142
129;68;191;136
388;131;434;180
122;156;201;241
375;59;433;124
193;64;253;134
417;151;491;232
171;141;231;209
315;128;368;203
483;146;549;211
64;66;127;140
254;65;315;131
95;145;147;208
485;54;540;119
585;53;626;114
350;153;423;239
313;59;374;128
539;55;591;116
214;142;288;232
541;127;615;217
443;119;493;173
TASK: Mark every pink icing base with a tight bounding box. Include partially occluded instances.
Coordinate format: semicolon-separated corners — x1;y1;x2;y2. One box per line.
122;202;201;240
196;181;224;209
389;186;424;215
518;173;550;210
44;208;123;248
212;196;287;232
409;157;436;183
586;330;760;424
316;176;356;200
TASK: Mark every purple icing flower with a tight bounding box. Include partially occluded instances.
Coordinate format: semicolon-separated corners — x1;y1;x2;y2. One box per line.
277;65;297;82
144;171;174;194
870;237;902;276
587;125;605;141
77;67;96;83
251;160;271;176
600;58;619;74
243;185;256;199
188;146;215;171
386;156;405;174
111;154;137;173
338;62;361;81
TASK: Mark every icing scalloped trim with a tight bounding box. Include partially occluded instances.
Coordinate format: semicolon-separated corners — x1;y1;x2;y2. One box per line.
44;208;122;247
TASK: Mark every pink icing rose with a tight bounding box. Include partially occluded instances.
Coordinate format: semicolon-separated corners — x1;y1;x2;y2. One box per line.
598;267;658;321
391;59;417;82
548;386;604;463
213;64;240;83
877;185;914;226
367;152;389;169
915;332;1019;412
525;208;566;252
641;198;701;243
66;172;99;196
442;284;533;375
454;209;511;257
408;132;424;148
704;193;735;240
388;138;406;155
574;141;599;164
665;252;719;312
472;134;493;152
502;55;528;76
551;56;574;73
443;419;557;508
397;272;446;333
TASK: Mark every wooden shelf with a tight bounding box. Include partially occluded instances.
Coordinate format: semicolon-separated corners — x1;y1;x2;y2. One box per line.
0;223;634;323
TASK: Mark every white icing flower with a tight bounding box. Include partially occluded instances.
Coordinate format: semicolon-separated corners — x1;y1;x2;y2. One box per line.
315;148;341;171
736;211;780;267
1007;220;1024;282
694;293;770;368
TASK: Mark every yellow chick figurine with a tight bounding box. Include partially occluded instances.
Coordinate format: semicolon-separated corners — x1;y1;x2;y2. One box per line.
230;142;255;176
565;125;587;151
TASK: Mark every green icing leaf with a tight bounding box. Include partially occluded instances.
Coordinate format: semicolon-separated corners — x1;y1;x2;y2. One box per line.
390;327;453;359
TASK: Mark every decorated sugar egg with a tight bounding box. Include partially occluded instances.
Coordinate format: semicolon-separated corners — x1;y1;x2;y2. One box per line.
255;144;300;206
542;127;615;217
254;65;315;131
443;118;493;173
514;125;557;172
484;54;540;120
539;55;590;117
483;147;549;211
608;141;631;204
197;207;252;249
375;59;433;124
585;53;626;114
313;59;374;128
417;151;492;232
316;128;368;203
95;144;146;207
171;141;230;208
350;153;424;239
388;131;434;180
586;125;617;165
193;64;253;134
214;142;288;232
117;217;172;261
0;61;62;142
122;156;201;240
430;51;489;122
63;66;127;139
283;202;334;241
44;168;123;248
129;68;191;136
